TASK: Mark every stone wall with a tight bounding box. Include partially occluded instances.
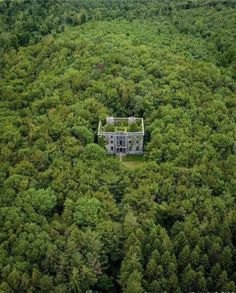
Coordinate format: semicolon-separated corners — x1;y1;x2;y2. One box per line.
98;132;144;155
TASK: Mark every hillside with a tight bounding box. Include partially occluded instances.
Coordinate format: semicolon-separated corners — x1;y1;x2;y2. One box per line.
0;1;236;292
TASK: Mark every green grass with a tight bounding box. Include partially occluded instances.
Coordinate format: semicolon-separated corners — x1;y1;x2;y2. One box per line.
119;155;146;170
101;119;142;132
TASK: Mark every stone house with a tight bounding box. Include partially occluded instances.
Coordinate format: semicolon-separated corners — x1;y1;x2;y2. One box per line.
98;117;144;155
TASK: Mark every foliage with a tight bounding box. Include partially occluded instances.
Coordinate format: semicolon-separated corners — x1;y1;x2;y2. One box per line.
71;125;94;145
74;197;102;226
0;0;235;292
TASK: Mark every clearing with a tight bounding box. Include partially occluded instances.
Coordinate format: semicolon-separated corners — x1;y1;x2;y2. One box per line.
117;155;146;170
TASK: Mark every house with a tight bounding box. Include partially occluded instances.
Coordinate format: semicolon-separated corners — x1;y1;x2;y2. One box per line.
97;117;144;155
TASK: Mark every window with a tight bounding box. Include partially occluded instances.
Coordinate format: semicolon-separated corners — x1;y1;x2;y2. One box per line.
136;146;139;151
111;146;113;151
111;140;113;144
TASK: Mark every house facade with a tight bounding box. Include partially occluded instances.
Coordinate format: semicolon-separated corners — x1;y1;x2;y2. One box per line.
98;117;144;155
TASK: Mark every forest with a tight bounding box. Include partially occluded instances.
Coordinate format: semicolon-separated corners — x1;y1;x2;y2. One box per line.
0;0;236;292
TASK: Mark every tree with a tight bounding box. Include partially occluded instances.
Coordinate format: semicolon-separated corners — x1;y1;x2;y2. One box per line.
16;188;57;215
74;197;101;226
178;245;190;270
181;265;196;292
81;143;106;161
125;271;144;293
71;126;94;145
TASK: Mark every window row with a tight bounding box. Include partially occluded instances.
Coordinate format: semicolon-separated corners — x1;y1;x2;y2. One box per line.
110;146;140;151
109;140;141;144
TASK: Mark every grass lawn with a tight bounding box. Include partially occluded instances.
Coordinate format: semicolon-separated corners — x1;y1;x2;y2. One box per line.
118;155;146;170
